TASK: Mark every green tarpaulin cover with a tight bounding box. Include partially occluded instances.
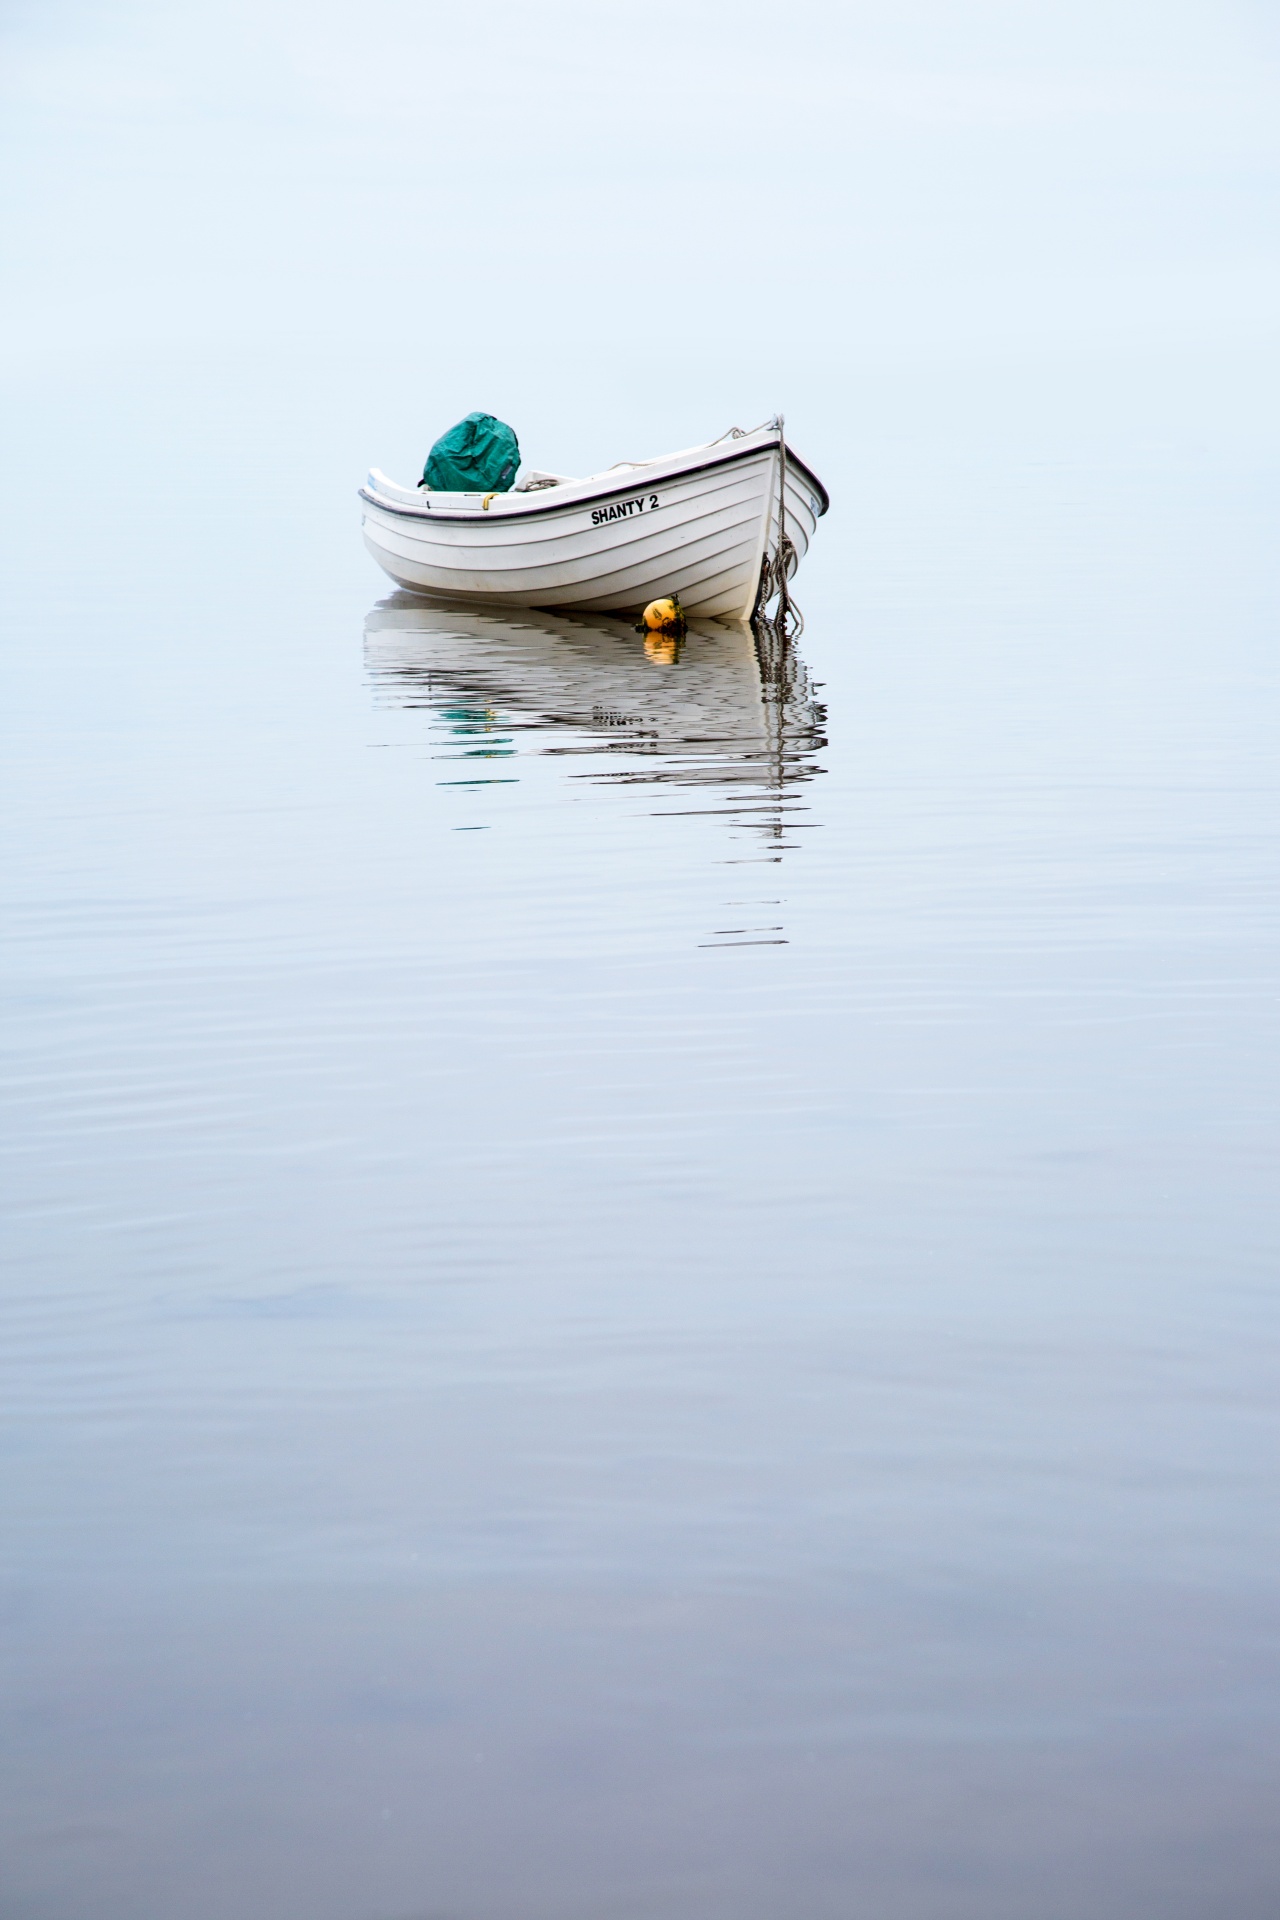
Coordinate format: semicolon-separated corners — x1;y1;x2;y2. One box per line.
421;412;520;492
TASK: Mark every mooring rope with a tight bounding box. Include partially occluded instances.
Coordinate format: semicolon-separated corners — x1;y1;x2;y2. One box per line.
752;414;804;640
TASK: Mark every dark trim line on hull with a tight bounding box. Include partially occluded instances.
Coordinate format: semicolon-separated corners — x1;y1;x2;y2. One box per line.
359;440;830;526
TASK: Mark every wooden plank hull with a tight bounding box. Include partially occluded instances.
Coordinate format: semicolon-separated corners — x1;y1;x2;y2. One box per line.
359;427;827;621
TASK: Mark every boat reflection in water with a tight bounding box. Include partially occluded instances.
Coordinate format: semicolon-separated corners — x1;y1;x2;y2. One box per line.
363;595;828;855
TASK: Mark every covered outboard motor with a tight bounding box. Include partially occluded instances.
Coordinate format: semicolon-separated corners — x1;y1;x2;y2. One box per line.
420;412;520;492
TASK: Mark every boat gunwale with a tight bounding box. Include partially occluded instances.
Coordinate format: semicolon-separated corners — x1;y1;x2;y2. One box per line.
359;438;830;527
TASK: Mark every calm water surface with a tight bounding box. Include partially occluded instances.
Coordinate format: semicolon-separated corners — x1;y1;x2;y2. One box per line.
1;383;1278;1920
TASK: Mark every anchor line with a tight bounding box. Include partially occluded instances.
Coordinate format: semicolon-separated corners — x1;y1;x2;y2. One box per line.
753;413;804;641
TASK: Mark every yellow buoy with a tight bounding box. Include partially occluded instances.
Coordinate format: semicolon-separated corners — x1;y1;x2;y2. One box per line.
637;595;686;636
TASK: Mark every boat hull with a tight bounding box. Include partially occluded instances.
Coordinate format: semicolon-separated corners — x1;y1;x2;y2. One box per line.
359;429;827;621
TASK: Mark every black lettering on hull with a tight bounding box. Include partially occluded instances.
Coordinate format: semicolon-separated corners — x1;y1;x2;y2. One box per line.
591;493;660;528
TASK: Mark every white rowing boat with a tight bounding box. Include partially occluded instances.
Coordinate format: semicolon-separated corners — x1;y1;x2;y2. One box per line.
359;419;828;622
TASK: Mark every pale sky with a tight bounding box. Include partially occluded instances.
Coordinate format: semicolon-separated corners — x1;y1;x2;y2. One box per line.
3;0;1277;479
